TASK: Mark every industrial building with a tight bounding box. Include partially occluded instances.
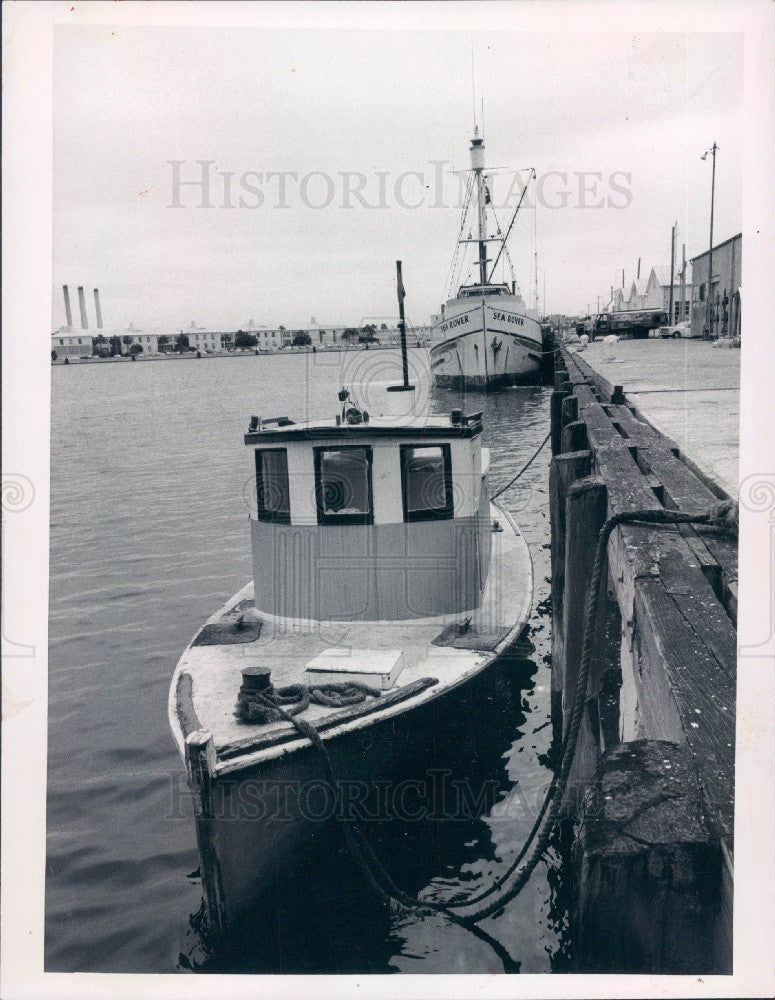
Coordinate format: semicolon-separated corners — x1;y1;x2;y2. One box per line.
690;233;742;339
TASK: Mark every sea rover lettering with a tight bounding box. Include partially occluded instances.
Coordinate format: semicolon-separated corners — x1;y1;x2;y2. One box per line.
491;311;524;326
438;314;470;335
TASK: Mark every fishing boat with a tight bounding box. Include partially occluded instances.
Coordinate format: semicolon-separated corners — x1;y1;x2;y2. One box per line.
168;278;533;943
430;127;543;390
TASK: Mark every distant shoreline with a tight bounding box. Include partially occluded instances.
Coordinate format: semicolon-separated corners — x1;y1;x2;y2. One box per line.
51;342;428;365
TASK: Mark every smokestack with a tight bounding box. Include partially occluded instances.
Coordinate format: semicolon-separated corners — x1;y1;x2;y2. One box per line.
622;269;625;288
62;285;73;329
93;288;104;329
637;257;641;279
77;286;89;329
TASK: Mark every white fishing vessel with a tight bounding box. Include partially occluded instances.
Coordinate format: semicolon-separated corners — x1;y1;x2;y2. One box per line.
169;280;533;942
430;127;543;390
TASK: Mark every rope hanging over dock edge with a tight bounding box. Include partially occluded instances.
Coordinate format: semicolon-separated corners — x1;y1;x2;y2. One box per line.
490;430;551;501
239;501;737;931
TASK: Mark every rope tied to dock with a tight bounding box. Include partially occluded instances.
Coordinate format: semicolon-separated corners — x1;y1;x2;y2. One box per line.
237;500;737;929
490;429;551;501
422;498;739;923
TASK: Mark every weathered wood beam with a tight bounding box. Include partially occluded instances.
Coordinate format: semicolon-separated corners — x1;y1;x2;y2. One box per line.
185;731;227;940
562;476;608;810
549;450;592;737
573;740;728;974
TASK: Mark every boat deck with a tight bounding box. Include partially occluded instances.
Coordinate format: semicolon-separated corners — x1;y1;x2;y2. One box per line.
169;504;533;767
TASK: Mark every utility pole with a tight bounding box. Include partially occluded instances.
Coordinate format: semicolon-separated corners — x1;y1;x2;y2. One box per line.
702;142;718;338
680;243;686;323
668;223;676;324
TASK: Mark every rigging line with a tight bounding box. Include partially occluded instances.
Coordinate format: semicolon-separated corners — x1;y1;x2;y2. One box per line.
487;193;517;285
446;171;475;296
502;243;517;287
486;191;507;283
487;168;535;283
534;173;539;311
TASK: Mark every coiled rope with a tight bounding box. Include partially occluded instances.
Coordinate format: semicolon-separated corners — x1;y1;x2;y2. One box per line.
236;681;381;725
249;501;737;927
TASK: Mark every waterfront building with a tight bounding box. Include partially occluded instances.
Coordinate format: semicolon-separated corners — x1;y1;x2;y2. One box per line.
644;265;693;323
51;332;94;358
625;277;649;311
690;233;742;339
185;330;224;353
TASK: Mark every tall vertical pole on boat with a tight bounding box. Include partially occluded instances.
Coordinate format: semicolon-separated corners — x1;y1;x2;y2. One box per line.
388;260;414;393
470;127;487;286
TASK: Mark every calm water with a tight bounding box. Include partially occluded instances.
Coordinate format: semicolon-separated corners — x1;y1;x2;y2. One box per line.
46;349;569;973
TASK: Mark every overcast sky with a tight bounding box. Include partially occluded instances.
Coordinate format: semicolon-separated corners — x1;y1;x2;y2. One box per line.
52;24;743;331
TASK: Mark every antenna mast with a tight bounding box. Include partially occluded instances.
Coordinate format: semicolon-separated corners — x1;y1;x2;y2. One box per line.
470;127;488;286
471;46;477;127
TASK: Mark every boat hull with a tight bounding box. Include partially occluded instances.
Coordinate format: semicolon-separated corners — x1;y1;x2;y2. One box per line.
170;501;534;950
189;650;531;955
430;301;543;390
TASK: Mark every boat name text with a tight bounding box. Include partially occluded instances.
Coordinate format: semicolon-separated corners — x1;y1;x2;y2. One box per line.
439;315;471;334
491;312;524;326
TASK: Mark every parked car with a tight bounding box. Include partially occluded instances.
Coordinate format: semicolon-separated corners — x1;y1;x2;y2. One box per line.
653;321;692;339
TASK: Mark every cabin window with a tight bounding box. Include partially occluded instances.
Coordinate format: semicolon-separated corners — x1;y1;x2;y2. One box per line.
314;446;373;525
255;448;291;523
400;444;453;522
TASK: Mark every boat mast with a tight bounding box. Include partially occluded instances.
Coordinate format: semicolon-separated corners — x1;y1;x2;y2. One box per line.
470;127;488;286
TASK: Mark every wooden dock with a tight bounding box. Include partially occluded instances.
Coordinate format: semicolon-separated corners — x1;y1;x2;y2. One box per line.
550;346;737;973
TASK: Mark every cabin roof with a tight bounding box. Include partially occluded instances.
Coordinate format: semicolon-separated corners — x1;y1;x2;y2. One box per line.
244;413;483;445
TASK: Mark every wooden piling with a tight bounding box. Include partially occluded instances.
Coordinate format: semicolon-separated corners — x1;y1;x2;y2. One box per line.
560;394;579;428
547;345;736;971
549;450;591;739
573;740;725;973
561;476;608;810
550;388;568;456
560;419;589;454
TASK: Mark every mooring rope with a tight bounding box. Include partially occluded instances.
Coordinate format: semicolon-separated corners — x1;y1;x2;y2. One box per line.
430;500;738;923
246;501;737;929
490;430;551;501
236;681;381;724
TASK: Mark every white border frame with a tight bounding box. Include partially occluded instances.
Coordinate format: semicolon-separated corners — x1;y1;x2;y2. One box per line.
2;2;774;998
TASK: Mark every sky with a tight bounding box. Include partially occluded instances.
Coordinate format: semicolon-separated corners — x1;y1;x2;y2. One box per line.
52;24;743;331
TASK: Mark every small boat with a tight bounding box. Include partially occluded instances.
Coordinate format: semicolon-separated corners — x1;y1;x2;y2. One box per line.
430;127;543;390
169;286;534;944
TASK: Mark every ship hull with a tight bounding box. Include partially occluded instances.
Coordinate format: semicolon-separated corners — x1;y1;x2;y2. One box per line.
430;301;543;391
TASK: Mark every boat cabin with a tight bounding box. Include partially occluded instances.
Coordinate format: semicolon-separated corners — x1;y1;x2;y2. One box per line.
456;282;512;298
244;402;492;624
